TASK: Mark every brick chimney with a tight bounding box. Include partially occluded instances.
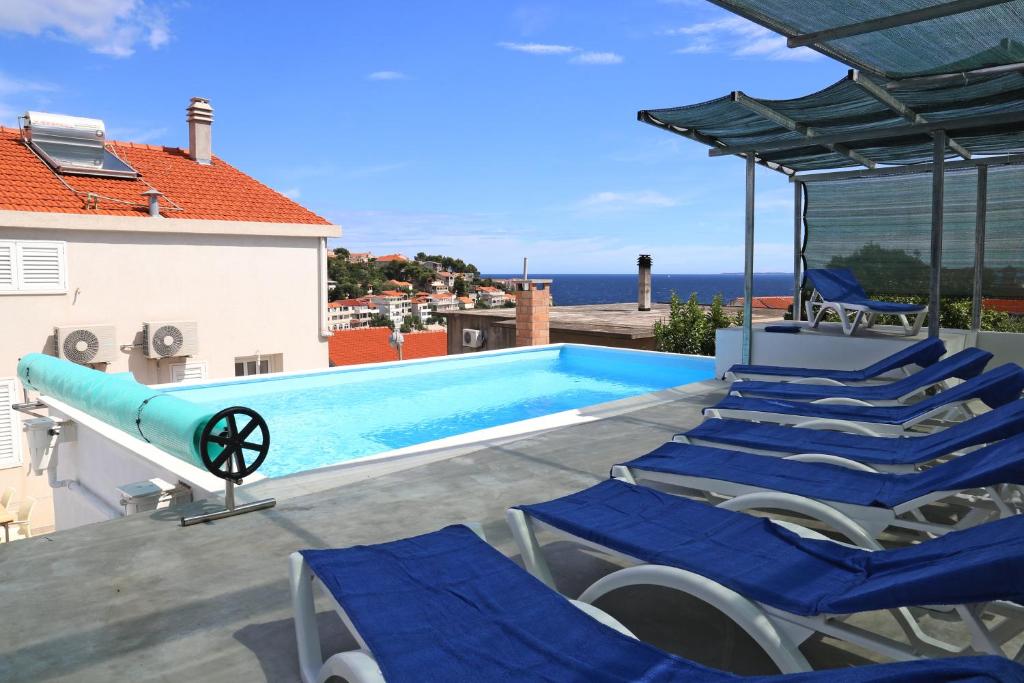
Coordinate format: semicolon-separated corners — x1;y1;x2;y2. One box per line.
186;97;214;165
515;279;552;346
638;254;652;311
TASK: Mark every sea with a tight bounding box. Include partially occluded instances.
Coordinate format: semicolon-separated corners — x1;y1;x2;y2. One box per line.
483;273;795;306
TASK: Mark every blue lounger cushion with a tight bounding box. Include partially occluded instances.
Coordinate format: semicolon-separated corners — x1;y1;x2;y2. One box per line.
622;436;1024;509
806;269;926;314
686;401;1024;466
731;348;992;402
518;480;1024;617
727;337;945;381
301;524;1023;681
707;364;1024;425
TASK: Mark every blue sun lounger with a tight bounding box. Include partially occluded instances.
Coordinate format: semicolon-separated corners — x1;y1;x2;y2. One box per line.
615;435;1024;539
804;268;928;336
509;480;1024;673
682;400;1024;470
291;523;1023;682
729;347;992;405
706;364;1024;436
725;336;945;382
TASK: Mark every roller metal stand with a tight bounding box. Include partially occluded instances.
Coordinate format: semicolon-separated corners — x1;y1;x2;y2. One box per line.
181;406;277;526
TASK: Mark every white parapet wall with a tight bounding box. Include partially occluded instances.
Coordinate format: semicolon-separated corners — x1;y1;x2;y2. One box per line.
715;322;973;378
35;398;260;531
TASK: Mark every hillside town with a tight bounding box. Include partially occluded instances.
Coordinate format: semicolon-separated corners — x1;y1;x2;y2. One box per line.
325;250;514;333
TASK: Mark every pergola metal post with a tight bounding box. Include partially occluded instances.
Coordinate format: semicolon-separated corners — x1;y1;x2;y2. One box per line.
743;155;755;363
792;180;803;321
972;166;989;331
929;130;947;338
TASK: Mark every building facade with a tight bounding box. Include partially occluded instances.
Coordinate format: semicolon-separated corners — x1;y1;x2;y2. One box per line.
0;99;340;533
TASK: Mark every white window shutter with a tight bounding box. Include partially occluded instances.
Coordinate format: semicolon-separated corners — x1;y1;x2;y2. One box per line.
170;361;207;382
0;242;15;291
17;241;66;291
0;379;23;470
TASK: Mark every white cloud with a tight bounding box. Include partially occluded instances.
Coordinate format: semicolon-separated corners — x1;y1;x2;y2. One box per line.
570;51;623;65
666;15;819;61
367;71;407;81
498;41;577;55
576;191;679;211
0;0;171;57
281;187;302;200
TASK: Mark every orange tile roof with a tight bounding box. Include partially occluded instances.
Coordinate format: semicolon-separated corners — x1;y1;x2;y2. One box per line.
732;296;793;310
378;290;408;298
984;298;1024;314
375;253;408;262
329;328;448;366
0;126;330;224
458;296;474;303
328;298;372;308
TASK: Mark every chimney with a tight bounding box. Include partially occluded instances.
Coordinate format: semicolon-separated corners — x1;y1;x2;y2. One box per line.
186;97;214;165
638;254;652;311
515;278;552;347
141;188;163;217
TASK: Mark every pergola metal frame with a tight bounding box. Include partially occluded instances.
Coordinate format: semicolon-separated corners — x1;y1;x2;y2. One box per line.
704;0;1022;80
640;62;1024;363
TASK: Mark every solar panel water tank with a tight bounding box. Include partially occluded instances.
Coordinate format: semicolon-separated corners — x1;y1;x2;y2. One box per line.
22;111;138;179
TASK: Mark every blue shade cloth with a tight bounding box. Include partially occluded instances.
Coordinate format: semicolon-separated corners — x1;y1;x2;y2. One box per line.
708;364;1024;425
518;480;1024;617
764;325;802;334
687;401;1024;466
805;269;926;313
727;337;945;381
623;435;1024;508
301;525;1023;682
731;348;992;402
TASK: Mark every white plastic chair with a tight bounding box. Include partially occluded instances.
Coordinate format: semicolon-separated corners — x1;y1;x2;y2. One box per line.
0;487;15;511
6;497;35;542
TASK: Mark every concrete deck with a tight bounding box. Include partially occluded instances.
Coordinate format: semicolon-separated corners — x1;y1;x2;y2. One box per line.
0;381;985;682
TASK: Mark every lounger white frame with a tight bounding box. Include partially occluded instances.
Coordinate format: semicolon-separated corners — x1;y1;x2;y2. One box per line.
289;525;638;683
724;362;920;384
611;458;1022;540
703;396;980;437
804;289;927;337
678;429;996;474
507;500;1024;672
728;376;957;407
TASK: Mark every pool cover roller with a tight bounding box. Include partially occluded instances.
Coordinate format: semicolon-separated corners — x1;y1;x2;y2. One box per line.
19;353;216;468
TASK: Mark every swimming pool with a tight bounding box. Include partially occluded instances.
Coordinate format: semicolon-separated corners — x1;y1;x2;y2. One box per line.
164;345;714;477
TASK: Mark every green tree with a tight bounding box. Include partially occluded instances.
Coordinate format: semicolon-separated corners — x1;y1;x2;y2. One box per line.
654;291;736;357
453;276;468;296
369;313;394;330
702;293;732;356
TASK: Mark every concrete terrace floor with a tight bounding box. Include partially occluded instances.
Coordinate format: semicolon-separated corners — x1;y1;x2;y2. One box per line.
0;380;988;682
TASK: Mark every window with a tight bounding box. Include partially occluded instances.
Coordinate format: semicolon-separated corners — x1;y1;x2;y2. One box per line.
0;379;23;470
235;357;270;376
0;240;67;294
170;361;208;383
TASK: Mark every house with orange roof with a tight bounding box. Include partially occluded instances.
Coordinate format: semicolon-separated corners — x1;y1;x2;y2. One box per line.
385;279;413;291
0;99;339;533
327;298;377;330
347;251;373;264
475;285;509;308
368;290;412;327
373;253;408;264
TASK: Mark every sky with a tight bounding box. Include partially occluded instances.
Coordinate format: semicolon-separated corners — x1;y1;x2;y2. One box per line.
0;1;849;273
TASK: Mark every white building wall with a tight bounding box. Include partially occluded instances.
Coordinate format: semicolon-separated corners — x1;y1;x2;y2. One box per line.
0;225;331;532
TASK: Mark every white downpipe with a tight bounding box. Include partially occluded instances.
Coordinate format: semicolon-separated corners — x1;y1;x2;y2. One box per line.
318;237;330;338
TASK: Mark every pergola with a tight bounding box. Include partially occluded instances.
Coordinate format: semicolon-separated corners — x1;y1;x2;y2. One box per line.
639;0;1024;362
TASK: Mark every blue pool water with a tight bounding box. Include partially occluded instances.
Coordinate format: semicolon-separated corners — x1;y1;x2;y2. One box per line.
165;345;713;477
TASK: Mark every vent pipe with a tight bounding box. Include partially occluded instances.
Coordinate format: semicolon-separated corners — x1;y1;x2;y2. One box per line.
638;254;652;311
141;188;164;217
186;97;214;165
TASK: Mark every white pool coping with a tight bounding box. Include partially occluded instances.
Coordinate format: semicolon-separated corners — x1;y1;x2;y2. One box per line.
38;344;714;497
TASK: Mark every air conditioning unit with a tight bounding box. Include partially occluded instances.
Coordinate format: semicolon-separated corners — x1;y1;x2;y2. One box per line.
463;328;485;348
142;321;199;358
53;325;117;365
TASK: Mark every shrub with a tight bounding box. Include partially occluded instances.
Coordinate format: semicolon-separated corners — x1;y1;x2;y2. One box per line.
654;292;735;356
